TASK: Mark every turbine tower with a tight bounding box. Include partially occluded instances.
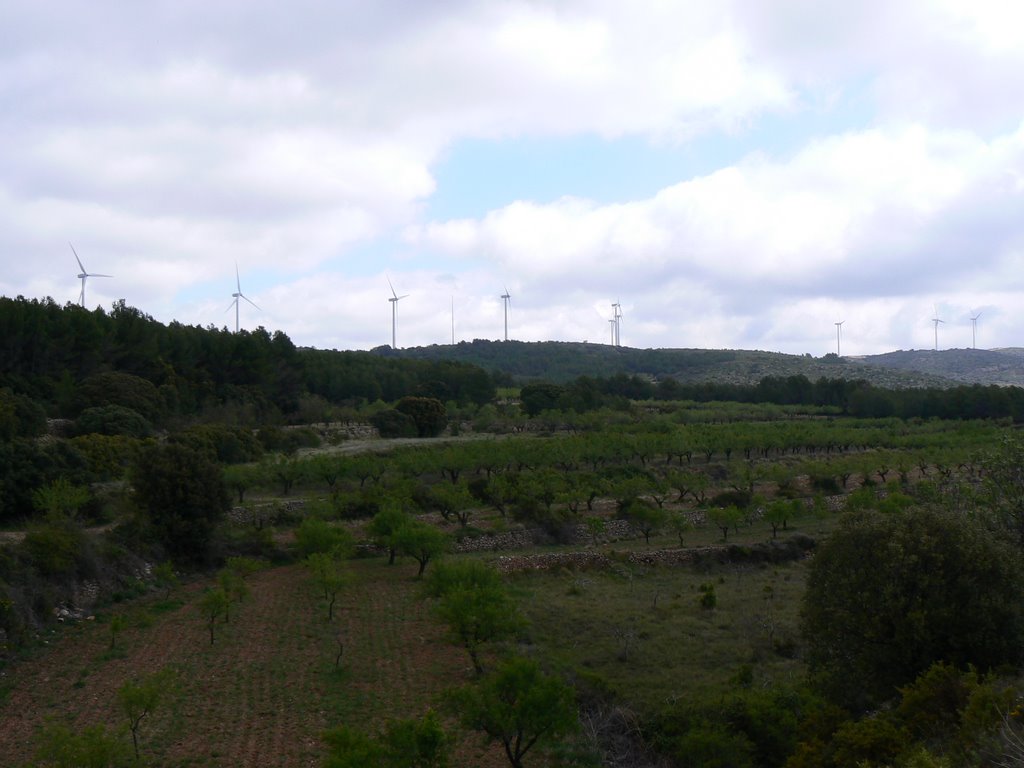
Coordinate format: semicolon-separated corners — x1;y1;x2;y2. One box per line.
609;318;616;345
226;263;260;333
500;286;511;341
387;276;408;349
69;243;111;307
834;321;844;357
970;311;982;349
931;305;944;351
612;301;623;347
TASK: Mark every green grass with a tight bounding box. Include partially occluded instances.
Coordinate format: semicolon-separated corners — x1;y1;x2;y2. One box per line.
511;551;809;715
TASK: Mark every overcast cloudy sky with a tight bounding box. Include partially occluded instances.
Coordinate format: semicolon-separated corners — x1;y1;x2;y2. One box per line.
2;1;1022;356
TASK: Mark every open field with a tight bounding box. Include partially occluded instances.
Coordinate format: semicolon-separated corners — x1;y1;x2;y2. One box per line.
0;559;509;767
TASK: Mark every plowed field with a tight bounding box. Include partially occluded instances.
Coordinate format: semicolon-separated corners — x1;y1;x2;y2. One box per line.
0;559;506;766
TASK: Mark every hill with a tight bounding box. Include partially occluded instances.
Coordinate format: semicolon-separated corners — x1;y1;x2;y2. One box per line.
854;347;1024;387
383;339;960;388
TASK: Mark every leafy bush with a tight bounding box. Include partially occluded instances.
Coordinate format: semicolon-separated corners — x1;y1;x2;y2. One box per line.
395;396;447;437
74;405;152;438
294;517;353;558
21;520;94;579
370;408;418;438
802;506;1024;712
131;443;229;563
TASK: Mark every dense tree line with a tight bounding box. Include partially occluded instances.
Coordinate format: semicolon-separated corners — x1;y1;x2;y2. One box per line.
521;372;1024;422
0;297;496;426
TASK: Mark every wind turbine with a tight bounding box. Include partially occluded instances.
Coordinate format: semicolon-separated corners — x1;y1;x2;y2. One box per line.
226;263;260;333
609;318;616;345
612;301;623;347
69;243;111;307
500;286;511;341
387;276;408;348
931;305;944;351
970;310;982;350
834;321;844;357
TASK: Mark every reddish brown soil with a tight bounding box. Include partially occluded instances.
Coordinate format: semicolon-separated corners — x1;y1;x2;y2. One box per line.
0;560;508;767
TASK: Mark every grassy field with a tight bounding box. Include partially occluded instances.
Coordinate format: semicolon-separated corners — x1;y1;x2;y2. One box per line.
511;553;809;712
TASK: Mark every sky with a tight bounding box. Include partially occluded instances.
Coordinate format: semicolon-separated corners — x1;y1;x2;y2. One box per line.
2;1;1023;357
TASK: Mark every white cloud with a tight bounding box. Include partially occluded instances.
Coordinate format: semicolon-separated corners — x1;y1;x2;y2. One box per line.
2;1;1024;355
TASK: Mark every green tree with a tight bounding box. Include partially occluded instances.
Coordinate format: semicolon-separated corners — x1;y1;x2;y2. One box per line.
32;477;91;520
619;499;667;545
394;521;447;577
368;506;412;565
118;667;175;761
448;656;578;768
708;505;744;541
370;408;419;438
306;551;349;620
132;443;229;562
433;572;521;675
396;396;448;437
295;517;354;559
198;588;229;644
519;383;566;417
802;506;1024;712
153;560;179;600
667;511;692;547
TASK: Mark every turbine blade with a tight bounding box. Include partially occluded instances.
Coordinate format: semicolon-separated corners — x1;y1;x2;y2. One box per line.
225;298;237;313
69;242;85;272
241;294;260;310
236;262;241;293
387;275;398;299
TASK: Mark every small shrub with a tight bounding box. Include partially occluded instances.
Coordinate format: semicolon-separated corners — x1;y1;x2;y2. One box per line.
699;583;717;610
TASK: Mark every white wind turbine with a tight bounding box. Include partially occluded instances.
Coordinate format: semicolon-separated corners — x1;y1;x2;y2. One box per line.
500;286;511;341
834;321;844;357
612;301;623;347
609;318;616;345
931;305;944;351
970;310;982;350
69;243;111;308
387;276;408;348
226;263;260;333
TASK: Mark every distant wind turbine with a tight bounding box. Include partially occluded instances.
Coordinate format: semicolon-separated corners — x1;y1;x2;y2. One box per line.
451;296;455;345
609;318;616;345
931;305;944;351
612;301;623;347
834;321;844;356
501;286;511;341
69;243;111;308
226;263;260;333
387;276;408;348
970;311;982;349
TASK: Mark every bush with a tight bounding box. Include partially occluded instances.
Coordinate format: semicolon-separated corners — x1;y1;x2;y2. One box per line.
21;520;94;579
131;443;229;563
395;396;447;437
294;517;353;558
370;409;418;438
74;405;152;438
802;506;1024;712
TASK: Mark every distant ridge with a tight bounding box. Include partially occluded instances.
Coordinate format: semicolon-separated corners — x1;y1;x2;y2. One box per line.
380;339;982;389
853;348;1024;387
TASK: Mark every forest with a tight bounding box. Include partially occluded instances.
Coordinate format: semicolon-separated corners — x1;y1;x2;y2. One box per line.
1;297;1023;767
